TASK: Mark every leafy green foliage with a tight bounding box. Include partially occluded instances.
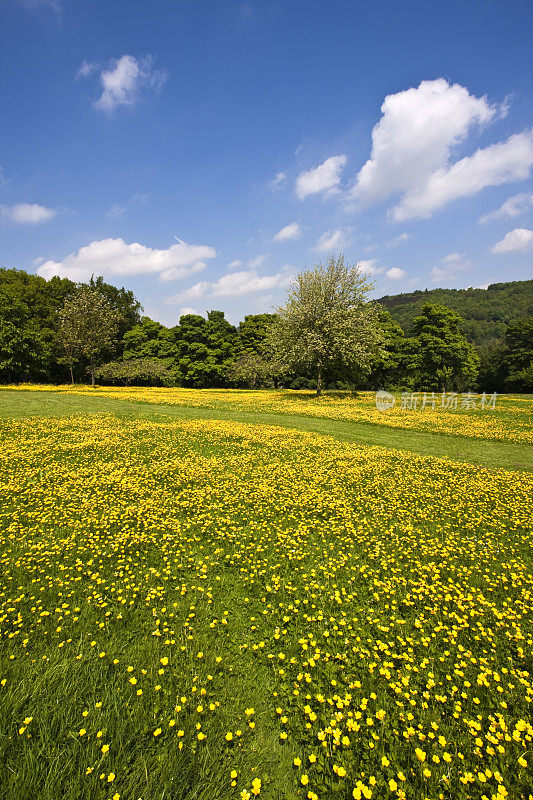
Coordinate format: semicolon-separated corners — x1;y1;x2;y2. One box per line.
174;311;238;387
270;255;381;395
60;288;119;386
378;280;533;347
0;268;74;382
1;268;531;391
405;303;480;390
96;358;173;386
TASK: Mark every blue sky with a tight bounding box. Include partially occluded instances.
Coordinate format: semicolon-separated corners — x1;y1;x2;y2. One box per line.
1;0;532;325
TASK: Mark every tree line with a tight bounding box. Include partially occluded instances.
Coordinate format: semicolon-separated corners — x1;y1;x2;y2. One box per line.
1;261;531;393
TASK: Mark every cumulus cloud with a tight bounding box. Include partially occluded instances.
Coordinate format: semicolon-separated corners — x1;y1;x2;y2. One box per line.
166;268;293;304
440;252;471;270
18;0;61;17
76;60;98;79
36;237;216;281
159;261;207;282
394;131;533;221
315;229;349;252
1;203;58;223
247;254;267;269
349;79;533;220
430;252;471;282
296;155;347;200
479;192;533;223
356;259;384;276
386;232;411;247
385;267;406;280
274;222;301;242
107;192;149;218
77;55;168;112
491;227;533;254
430;267;450;281
178;307;201;318
269;171;286;191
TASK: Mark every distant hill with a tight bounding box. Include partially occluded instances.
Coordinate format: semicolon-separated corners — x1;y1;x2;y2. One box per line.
377;280;533;347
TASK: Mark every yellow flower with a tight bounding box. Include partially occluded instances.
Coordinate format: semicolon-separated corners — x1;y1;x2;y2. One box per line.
101;744;109;754
153;728;162;737
251;777;261;795
301;774;309;785
415;748;426;762
389;779;398;791
107;773;115;782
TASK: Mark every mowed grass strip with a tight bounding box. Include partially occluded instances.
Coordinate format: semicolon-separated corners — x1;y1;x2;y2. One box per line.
0;388;532;473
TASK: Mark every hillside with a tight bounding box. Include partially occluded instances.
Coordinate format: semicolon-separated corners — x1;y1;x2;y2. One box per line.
378;280;533;346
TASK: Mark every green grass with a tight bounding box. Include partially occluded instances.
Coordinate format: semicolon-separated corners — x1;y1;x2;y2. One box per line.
0;388;531;472
1;412;532;800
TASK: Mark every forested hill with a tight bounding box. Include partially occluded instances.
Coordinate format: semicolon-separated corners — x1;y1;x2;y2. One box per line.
378;280;533;346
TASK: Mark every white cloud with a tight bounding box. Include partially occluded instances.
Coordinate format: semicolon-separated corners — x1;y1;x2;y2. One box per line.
274;221;301;242
107;204;127;219
385;267;406;280
315;229;349;252
269;171;286;191
106;192;150;218
351;79;496;208
356;259;384;276
228;259;242;268
247;254;267;269
159;261;207;282
296;155;347;200
394;130;533;220
1;203;58;223
431;266;450;281
36;237;217;281
440;252;471;270
76;60;98;79
19;0;61;17
386;232;411;247
479;191;533;223
178;307;201;318
349;78;533;219
491;227;533;254
166;268;292;304
430;252;471;282
78;55;168;112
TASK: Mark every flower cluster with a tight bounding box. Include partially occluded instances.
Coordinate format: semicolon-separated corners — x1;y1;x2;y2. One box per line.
0;413;531;799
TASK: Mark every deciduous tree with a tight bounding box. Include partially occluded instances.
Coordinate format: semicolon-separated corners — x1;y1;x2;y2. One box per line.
59;287;118;387
270;255;381;396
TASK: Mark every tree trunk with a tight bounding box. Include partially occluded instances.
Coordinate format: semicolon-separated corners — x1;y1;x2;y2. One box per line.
316;364;323;397
91;362;95;387
69;365;74;385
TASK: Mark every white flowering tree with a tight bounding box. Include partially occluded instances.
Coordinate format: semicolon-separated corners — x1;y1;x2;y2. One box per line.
270;254;382;395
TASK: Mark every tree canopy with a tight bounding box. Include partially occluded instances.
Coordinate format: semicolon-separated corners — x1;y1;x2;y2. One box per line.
270;255;381;395
0;266;531;392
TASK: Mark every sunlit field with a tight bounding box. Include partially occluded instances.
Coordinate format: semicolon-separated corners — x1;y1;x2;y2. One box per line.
1;403;532;800
3;385;532;444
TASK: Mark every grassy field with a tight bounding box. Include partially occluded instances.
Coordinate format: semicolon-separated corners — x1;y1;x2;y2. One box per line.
1;388;532;800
